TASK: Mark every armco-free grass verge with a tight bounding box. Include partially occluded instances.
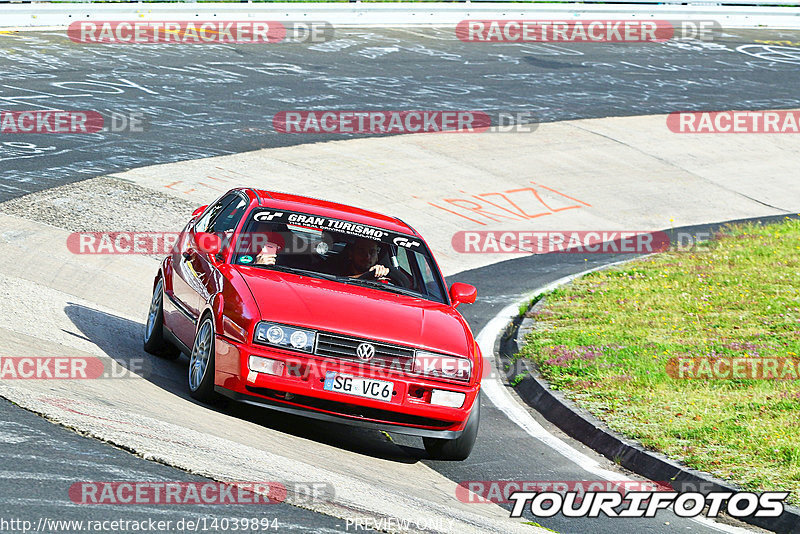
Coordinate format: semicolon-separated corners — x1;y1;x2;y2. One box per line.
517;218;800;505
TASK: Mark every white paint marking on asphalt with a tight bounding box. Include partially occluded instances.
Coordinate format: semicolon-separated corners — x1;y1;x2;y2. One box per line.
0;471;76;481
0;453;176;480
477;262;756;534
0;431;28;444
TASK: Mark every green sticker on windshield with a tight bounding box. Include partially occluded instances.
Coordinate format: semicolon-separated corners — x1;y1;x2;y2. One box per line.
241;255;253;264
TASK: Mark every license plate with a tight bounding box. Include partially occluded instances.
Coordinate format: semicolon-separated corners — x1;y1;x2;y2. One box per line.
323;372;394;402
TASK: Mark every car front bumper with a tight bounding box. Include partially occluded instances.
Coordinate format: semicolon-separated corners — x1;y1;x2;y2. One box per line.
213;335;480;438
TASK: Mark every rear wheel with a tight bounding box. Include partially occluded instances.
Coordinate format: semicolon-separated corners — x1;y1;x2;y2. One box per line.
188;314;217;402
423;393;481;461
143;279;180;360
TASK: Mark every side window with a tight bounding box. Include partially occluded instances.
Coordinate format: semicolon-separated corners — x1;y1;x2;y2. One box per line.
396;246;412;273
414;250;444;301
194;193;246;235
209;196;247;234
194;193;237;233
395;246;444;301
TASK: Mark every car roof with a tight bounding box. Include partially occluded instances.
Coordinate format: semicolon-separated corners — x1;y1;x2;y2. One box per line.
243;188;419;236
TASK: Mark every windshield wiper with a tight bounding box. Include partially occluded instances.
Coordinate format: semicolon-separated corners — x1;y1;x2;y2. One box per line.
248;264;339;281
336;276;420;298
246;264;419;297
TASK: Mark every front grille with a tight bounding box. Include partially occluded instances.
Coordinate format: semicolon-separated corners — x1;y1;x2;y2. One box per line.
315;332;414;372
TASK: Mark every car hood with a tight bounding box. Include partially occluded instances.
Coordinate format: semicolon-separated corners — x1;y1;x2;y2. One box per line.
236;267;472;356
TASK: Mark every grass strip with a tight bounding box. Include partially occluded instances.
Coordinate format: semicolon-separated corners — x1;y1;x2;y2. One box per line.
516;218;800;504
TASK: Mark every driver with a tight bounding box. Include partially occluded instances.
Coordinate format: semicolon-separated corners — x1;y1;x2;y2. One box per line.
328;238;389;279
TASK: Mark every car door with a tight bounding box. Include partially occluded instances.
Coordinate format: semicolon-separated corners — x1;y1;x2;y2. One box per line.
193;193;249;308
169;193;244;346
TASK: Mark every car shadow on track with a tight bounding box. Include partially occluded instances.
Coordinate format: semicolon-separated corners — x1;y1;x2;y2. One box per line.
64;302;427;464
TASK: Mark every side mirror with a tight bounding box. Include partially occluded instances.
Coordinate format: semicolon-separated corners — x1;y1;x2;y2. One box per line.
192;205;208;218
449;282;477;308
195;232;222;256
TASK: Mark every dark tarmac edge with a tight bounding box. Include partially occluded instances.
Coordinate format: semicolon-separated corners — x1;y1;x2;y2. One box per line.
0;396;364;534
496;213;800;534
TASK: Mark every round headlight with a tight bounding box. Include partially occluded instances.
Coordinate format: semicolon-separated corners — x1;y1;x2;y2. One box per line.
266;325;285;344
290;330;308;349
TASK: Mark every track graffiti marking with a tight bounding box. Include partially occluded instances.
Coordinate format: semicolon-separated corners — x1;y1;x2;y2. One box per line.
426;182;592;226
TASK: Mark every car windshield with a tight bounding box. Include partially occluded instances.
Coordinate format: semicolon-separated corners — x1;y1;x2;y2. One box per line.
232;209;448;303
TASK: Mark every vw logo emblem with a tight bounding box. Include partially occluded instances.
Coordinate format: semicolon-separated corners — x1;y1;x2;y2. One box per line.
356;343;375;361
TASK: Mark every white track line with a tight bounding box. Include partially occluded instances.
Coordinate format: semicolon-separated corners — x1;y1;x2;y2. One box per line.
477;262;755;534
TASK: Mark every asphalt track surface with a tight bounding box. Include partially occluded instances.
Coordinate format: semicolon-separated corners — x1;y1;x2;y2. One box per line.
0;396;357;534
1;28;800;201
1;26;799;534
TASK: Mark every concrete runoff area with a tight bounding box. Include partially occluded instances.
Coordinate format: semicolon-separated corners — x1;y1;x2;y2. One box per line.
2;28;800;202
90;111;799;275
0;112;798;532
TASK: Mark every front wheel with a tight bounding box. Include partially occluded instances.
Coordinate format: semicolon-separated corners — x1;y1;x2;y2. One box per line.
423;392;481;461
188;315;217;402
143;279;180;360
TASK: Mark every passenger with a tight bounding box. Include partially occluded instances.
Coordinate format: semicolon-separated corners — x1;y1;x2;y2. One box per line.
254;242;279;266
251;228;320;270
251;224;286;266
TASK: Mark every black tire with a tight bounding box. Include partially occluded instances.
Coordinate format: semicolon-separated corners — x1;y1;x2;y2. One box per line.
423;392;481;461
188;314;217;402
143;278;181;360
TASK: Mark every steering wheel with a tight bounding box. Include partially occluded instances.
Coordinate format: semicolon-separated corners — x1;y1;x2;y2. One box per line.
360;268;392;284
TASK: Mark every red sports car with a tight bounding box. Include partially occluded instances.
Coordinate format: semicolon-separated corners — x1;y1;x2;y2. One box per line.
144;188;481;459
